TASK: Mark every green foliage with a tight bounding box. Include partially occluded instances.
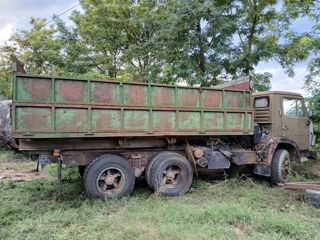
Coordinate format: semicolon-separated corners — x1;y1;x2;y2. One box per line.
9;18;63;75
306;90;320;144
70;0;164;80
250;72;272;92
0;49;13;98
2;0;320;95
152;0;237;86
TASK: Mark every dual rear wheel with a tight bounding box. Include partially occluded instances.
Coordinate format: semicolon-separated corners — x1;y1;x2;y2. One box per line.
83;152;193;199
80;149;290;199
145;152;193;196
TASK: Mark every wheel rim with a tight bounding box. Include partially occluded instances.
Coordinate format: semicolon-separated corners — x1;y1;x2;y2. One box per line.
281;157;290;179
161;164;184;188
96;167;125;197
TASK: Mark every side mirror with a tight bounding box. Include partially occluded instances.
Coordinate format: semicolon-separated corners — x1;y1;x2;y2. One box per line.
308;109;314;119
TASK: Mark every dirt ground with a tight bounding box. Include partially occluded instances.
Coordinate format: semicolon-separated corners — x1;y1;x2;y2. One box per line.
0;157;54;182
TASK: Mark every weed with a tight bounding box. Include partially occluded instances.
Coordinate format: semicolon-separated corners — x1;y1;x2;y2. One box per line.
1;158;320;239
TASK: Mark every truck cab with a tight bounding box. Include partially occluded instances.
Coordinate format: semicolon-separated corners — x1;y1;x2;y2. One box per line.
253;91;316;160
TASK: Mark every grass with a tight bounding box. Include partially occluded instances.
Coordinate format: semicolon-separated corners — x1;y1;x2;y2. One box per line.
0;149;27;161
1;154;320;239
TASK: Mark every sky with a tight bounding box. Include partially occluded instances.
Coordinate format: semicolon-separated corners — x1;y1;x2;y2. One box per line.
0;0;315;96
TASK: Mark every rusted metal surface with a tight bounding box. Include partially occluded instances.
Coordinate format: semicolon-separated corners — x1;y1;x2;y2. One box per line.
193;148;204;159
278;182;320;191
185;145;198;176
97;168;125;195
12;73;253;139
214;76;251;91
231;150;257;165
19;138;168;151
128;153;148;177
255;132;300;165
12;56;26;74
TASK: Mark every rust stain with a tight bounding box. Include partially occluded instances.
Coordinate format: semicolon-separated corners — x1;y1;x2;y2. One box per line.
56;109;88;131
153;87;174;106
19;108;50;130
126;85;146;105
179;89;199;107
58;80;86;102
203;91;222;108
245;94;251;108
152;111;175;131
92;82;116;103
24;78;51;101
228;97;242;108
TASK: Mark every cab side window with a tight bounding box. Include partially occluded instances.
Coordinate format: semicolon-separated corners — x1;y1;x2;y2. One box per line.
283;98;305;117
297;100;304;117
254;96;269;108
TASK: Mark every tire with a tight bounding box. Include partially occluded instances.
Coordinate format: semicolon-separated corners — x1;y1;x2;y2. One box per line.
145;152;170;190
149;152;193;196
271;149;291;184
83;154;135;199
78;165;86;178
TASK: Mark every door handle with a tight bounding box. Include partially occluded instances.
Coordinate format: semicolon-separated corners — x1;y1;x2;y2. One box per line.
282;126;289;130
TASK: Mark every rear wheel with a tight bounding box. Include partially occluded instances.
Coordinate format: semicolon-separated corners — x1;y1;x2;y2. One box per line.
271;149;291;184
145;152;169;190
83;154;135;199
149;152;193;196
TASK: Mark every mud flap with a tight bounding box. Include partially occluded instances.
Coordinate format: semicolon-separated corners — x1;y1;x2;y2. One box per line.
254;165;271;177
307;150;318;160
208;151;230;169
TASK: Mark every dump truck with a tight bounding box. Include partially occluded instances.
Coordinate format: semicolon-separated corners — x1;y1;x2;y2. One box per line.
10;60;317;199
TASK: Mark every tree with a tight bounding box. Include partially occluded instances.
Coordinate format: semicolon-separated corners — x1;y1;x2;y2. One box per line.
152;0;237;86
250;72;272;92
70;0;164;80
0;18;65;98
224;0;314;90
8;17;63;75
0;46;14;98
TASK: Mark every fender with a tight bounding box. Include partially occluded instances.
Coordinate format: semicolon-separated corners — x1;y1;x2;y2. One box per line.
255;133;300;166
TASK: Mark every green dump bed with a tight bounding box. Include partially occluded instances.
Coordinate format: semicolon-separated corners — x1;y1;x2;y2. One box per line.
11;74;254;139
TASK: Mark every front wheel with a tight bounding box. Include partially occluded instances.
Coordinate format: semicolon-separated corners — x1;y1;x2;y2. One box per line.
83;154;135;199
271;149;291;184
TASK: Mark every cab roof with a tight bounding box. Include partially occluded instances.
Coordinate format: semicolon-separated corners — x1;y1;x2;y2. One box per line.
252;91;302;97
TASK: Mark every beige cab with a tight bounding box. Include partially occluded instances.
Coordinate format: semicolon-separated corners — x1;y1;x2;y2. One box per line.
253;91;315;152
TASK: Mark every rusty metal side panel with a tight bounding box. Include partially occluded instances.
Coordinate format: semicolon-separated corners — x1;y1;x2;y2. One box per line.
12;74;254;138
178;88;199;107
179;111;201;130
225;91;243;109
16;107;51;130
123;110;149;130
55;108;88;131
151;86;175;106
55;79;88;103
92;109;120;131
201;89;222;108
123;84;148;105
152;111;175;131
226;112;245;130
90;81;120;104
16;77;52;102
203;112;224;130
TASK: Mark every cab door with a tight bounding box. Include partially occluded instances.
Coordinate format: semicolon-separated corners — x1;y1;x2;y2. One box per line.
281;96;309;150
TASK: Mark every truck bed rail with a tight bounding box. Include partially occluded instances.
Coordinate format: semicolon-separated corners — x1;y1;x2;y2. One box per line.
12;74;253;139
